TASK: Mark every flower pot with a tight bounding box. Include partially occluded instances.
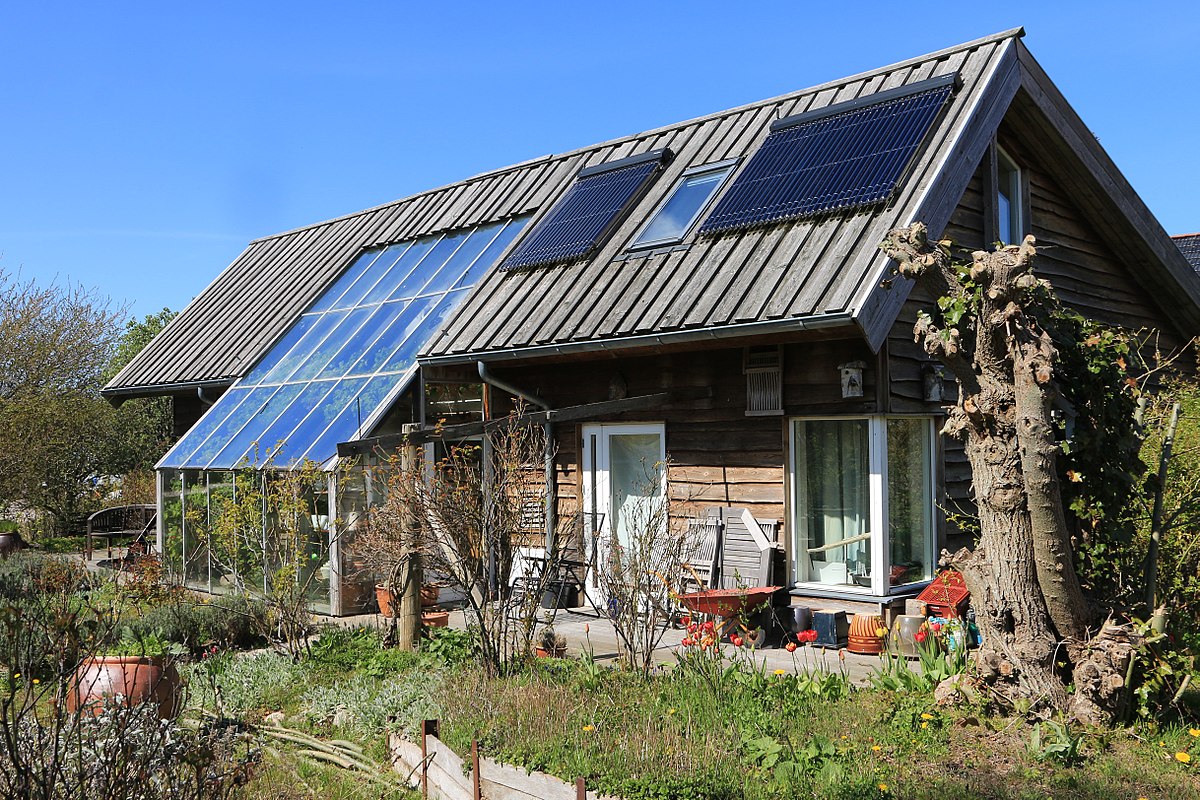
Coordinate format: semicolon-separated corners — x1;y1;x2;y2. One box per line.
421;610;450;628
69;656;181;720
535;645;566;658
375;584;396;617
847;613;886;655
539;580;577;610
420;584;441;608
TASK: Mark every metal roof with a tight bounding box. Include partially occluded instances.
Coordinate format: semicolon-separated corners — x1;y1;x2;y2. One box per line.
113;27;1200;392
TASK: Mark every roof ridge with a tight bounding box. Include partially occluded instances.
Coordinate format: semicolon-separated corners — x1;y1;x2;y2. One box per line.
248;28;1025;246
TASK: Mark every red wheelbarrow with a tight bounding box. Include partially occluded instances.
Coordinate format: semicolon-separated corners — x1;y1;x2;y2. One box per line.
677;586;781;647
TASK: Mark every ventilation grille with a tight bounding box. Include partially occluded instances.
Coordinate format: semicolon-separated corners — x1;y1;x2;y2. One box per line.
745;346;782;416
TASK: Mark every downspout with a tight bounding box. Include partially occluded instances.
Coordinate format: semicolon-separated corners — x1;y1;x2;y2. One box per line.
196;386;217;407
476;362;558;558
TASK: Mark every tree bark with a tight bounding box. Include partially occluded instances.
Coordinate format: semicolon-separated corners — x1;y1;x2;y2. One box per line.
880;224;1087;710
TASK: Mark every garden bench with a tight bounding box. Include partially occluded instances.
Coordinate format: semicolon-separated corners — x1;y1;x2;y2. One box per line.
86;504;156;560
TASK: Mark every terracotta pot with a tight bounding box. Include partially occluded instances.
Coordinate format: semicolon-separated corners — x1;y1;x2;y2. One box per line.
535;645;566;658
420;584;441;608
421;610;450;628
70;656;181;720
847;613;887;655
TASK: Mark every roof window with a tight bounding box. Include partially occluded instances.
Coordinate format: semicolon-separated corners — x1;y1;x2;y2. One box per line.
501;149;671;270
629;159;736;249
700;74;957;235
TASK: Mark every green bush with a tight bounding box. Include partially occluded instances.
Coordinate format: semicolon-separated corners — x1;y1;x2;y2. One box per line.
126;594;269;654
301;667;446;740
305;625;427;678
185;650;303;716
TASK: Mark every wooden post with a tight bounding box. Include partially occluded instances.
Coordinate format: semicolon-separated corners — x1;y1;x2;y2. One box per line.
471;739;482;800
576;777;586;800
1146;402;1181;616
420;719;439;800
397;423;424;651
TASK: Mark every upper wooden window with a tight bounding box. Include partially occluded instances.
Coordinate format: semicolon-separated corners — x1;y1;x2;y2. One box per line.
996;146;1025;244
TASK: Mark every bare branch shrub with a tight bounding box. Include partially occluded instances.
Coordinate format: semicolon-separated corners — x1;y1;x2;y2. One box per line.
363;413;576;675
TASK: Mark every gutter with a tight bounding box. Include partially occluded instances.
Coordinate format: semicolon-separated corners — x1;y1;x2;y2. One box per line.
420;312;855;367
100;377;236;408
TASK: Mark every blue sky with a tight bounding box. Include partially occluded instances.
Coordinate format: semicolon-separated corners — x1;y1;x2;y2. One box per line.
3;2;1197;319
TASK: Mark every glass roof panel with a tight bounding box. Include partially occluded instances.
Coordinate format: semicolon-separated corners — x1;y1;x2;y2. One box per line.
157;387;253;468
389;231;469;301
359;239;437;305
160;215;529;471
305;250;382;315
204;384;304;469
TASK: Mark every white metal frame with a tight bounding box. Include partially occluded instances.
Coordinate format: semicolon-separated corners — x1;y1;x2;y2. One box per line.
627;159;738;250
580;422;667;596
788;416;937;597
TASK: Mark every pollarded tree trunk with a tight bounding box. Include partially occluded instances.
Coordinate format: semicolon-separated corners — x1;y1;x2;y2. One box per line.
881;224;1125;718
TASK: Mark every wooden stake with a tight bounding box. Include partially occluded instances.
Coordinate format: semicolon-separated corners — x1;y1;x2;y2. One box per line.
397;423;424;651
420;719;438;799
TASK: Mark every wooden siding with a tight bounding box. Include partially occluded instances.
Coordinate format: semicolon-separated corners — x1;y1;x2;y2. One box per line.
485;338;877;557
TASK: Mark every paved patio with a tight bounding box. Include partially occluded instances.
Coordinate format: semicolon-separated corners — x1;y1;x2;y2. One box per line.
339;606;888;684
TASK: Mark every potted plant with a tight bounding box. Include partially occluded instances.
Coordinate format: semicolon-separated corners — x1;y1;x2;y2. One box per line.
70;628;185;720
535;624;567;658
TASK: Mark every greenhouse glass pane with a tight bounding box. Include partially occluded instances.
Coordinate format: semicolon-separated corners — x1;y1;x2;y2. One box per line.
274;377;368;466
380;290;467;373
416;226;496;296
316;300;407;380
329;244;409;310
183;386;280;468
241;315;316;384
236;380;341;466
389;232;468;301
158;388;253;468
205;384;304;469
261;309;349;385
454;219;525;289
347;295;438;376
306;250;382;314
287;306;374;383
359;239;437;305
300;376;398;465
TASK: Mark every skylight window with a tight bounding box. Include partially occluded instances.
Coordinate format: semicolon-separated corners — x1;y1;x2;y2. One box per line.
700;74;957;235
501;149;671;270
157;215;529;471
629;160;736;249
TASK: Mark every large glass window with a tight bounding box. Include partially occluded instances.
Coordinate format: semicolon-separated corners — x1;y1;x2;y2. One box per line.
791;416;935;594
630;162;735;248
793;419;871;588
157;215;529;471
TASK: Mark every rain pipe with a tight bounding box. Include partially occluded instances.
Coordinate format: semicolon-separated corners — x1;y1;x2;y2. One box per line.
476;362;558;559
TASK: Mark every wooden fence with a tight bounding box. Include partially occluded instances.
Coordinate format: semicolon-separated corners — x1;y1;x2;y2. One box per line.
389;720;615;800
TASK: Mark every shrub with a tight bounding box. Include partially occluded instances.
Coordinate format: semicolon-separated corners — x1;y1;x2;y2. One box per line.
186;651;304;717
302;667;446;739
305;625;427;678
127;593;269;655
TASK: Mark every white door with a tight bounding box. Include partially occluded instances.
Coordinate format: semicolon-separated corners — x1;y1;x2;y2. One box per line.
581;424;666;597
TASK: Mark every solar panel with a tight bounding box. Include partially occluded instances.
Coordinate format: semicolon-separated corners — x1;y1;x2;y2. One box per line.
501;149;671;270
699;75;956;235
157;215;529;471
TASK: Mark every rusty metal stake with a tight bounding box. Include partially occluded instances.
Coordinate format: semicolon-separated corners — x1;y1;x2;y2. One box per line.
472;739;482;800
576;776;586;800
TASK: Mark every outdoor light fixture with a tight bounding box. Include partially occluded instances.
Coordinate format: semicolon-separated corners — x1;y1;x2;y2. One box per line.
839;361;865;399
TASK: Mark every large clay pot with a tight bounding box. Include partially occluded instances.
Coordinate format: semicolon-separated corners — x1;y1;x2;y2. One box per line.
375;584;396;617
421;610;450;628
847;613;886;655
535;644;567;658
70;656;181;720
420;584;441;608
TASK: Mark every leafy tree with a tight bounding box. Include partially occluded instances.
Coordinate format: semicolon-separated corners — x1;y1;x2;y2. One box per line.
0;271;175;533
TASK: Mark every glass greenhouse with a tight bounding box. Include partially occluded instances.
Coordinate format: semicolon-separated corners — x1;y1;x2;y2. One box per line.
156;216;528;614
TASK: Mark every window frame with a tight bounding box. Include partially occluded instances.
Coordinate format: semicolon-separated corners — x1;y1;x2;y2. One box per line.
788;415;937;597
627;159;738;251
995;145;1026;245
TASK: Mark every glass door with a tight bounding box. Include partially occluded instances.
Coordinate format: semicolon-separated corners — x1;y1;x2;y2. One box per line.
581;424;665;597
